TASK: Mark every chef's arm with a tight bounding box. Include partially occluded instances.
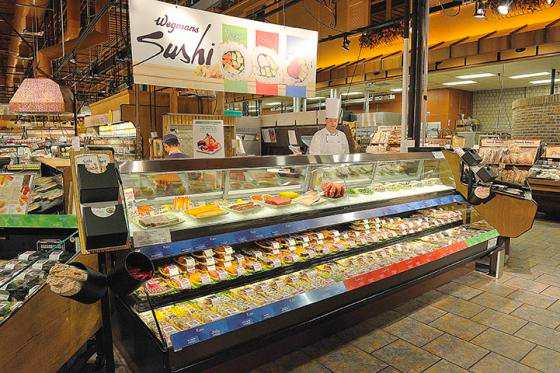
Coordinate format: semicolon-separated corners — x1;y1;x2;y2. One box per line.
342;135;350;154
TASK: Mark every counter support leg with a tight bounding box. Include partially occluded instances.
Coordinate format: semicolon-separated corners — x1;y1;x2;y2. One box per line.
99;253;115;373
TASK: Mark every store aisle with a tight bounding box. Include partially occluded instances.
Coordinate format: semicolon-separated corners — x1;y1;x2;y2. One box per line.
253;219;560;373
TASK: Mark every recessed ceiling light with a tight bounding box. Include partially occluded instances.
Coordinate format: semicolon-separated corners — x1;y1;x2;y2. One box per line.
456;73;495;79
391;88;403;92
497;1;511;15
265;101;283;106
442;80;477;86
510;72;549;79
530;79;552;85
341;91;363;96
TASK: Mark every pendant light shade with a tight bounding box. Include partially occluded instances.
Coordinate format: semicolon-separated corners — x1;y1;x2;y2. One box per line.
9;78;71;114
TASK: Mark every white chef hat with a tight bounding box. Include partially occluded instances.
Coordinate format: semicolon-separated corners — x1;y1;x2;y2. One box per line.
325;98;341;119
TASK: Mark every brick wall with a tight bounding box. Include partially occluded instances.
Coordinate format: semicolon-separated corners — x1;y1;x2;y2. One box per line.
512;94;560;145
472;85;560;133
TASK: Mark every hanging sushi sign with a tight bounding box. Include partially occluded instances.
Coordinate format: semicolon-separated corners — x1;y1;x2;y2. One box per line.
129;0;318;98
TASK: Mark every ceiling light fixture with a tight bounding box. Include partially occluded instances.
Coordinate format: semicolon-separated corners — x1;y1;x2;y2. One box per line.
509;72;549;79
530;79;552;85
474;1;487;18
497;0;511;15
342;34;350;51
547;0;556;5
457;73;495;79
265;101;283;106
341;91;363;96
442;80;478;86
391;88;403;92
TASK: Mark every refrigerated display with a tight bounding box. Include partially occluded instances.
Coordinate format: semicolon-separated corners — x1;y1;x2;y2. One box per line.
112;153;503;371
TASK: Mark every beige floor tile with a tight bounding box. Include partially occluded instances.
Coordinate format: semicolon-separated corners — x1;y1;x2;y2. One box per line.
373;339;439;372
469;281;516;297
542;286;560;298
521;346;560;373
423;334;489;369
302;335;347;359
502;277;549;293
515;322;560;352
470;328;535;361
437;282;483;300
395;299;447;324
548;299;560;314
384;317;443;347
316;345;388;373
429;313;487;341
511;304;560;329
430;295;486;318
453;272;493;287
470;292;523;314
508;289;558;308
423;359;468;373
415;290;446;304
471;308;528;334
337;326;398;353
534;274;560;287
470;352;538;373
275;351;330;373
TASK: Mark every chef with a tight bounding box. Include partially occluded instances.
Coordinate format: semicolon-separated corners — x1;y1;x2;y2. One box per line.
309;98;350;155
163;133;188;159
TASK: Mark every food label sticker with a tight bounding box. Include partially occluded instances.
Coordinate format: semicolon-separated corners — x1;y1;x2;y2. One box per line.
237;267;246;275
272;242;281;250
487;237;498;249
253;251;264;259
203;249;213;257
252;263;262;272
217;270;228;280
179;277;191;289
302;242;309;248
270;248;280;255
333;236;340;243
200;274;212;285
316;233;324;240
342;233;350;239
332;230;340;237
168;266;181;277
18;251;34;261
287;239;296;247
48;251;64;261
133;228;171;248
432;151;445;159
302;236;310;243
272;258;281;267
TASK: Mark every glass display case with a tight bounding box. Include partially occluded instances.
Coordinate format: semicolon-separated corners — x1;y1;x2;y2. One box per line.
120;154;455;248
113;152;502;372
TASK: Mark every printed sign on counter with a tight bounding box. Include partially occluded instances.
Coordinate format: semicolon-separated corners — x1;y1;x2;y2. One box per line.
129;0;317;97
192;120;225;158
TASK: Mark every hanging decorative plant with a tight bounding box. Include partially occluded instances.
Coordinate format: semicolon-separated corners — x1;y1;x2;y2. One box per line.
359;21;404;49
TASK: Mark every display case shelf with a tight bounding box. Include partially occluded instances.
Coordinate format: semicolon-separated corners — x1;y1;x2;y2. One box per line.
131;219;464;312
168;229;498;352
138;191;461;259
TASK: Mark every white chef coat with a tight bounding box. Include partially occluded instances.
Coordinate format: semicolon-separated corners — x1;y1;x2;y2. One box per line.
308;128;350;155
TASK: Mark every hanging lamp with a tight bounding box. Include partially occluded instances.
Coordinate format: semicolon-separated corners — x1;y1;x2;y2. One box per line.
8;78;69;113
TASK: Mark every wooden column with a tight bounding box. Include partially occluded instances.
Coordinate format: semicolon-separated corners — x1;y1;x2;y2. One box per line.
215;91;225;114
170;88;179;114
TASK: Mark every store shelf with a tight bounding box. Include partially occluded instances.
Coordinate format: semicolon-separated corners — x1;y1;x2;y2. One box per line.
138;191;463;259
0;214;76;229
131;220;464;312
166;229;498;352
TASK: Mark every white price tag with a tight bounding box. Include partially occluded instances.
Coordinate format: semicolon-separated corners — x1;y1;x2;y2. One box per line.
433;151;445;159
133;228;171;248
487;237;498;249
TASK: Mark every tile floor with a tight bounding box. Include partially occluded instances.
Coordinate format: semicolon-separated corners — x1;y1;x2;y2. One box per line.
252;219;560;373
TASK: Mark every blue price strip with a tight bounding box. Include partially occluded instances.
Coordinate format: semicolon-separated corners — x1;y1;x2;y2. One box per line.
142;194;465;259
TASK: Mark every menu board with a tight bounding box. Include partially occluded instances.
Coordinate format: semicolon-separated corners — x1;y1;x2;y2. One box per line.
129;0;318;97
0;173;33;214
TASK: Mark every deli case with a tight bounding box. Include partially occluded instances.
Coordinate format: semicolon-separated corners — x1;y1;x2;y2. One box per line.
113;153;503;371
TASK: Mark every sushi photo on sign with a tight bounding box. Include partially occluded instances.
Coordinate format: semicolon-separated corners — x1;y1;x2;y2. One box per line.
192;120;226;158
